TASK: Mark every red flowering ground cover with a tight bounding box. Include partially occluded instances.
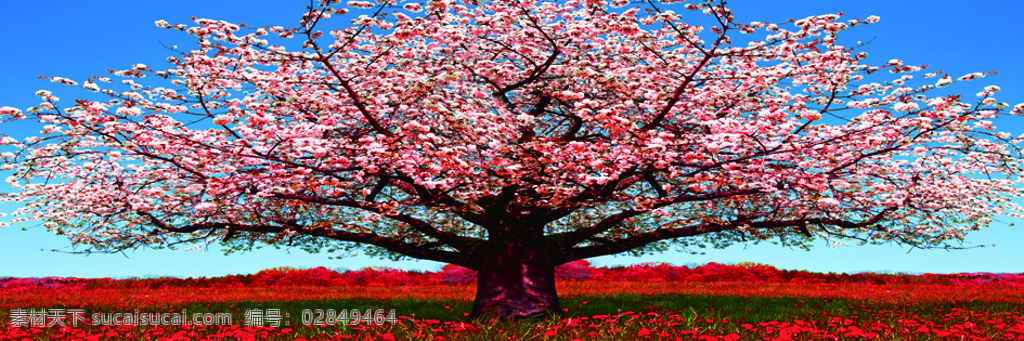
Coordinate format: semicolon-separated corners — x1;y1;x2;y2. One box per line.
2;262;1023;340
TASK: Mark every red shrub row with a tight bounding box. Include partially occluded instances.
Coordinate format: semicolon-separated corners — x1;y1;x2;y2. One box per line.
2;261;1022;290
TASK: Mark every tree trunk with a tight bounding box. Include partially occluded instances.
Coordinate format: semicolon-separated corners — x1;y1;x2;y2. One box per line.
469;243;561;320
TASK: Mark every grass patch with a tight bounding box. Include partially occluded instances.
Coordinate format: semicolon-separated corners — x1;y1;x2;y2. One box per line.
3;288;1022;340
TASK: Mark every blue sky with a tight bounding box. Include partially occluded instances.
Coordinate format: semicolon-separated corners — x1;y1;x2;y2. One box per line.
1;0;1023;278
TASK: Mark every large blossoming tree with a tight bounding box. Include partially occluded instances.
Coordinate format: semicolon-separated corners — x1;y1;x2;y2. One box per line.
2;0;1023;319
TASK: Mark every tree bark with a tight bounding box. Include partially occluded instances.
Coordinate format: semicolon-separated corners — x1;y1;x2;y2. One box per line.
469;241;561;320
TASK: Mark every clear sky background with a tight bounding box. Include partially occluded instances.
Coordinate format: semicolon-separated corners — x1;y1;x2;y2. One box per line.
1;0;1023;278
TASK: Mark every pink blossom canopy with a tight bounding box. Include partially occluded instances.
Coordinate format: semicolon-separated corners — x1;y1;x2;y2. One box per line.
1;0;1023;267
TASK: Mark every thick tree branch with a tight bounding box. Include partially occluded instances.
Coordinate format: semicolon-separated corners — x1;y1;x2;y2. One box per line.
557;206;897;263
136;210;478;268
365;173;390;202
555;188;763;249
497;49;561;97
643;169;669;198
267;192;480;252
483;184;521;216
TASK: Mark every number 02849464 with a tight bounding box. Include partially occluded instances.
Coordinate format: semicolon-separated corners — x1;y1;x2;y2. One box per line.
300;309;397;326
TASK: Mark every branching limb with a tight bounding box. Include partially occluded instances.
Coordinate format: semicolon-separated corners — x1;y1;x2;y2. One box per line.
135;210;478;268
557;206;896;263
554;188;763;249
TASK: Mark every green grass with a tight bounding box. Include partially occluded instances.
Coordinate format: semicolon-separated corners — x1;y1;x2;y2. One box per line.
3;294;1022;340
178;297;473;325
7;293;1022;326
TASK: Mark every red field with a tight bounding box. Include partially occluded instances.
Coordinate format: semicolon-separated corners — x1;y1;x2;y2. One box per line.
2;262;1023;340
